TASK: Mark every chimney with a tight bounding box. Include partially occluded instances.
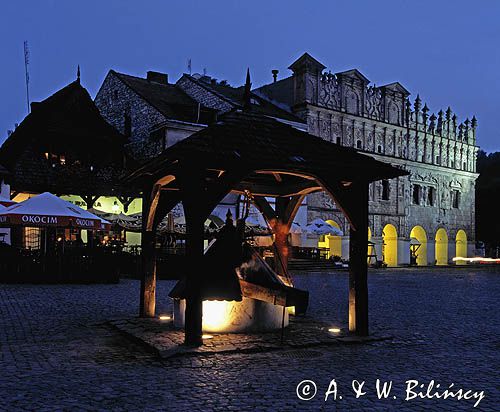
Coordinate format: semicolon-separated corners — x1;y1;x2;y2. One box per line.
146;71;168;84
272;69;279;83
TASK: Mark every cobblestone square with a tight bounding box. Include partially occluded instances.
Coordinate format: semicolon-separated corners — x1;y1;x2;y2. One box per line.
0;267;498;411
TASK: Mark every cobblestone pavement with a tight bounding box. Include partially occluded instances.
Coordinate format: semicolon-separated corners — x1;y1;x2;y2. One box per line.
0;267;498;411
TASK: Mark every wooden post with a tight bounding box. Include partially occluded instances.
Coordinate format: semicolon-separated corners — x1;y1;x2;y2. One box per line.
140;230;156;317
183;211;205;346
140;187;157;318
347;183;369;336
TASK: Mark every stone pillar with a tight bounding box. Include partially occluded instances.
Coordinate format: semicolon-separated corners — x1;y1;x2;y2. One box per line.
448;241;455;265
427;240;436;265
467;241;475;258
398;238;410;266
371;236;384;262
341;236;350;261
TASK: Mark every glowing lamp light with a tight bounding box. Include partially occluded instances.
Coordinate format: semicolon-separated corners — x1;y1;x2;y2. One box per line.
202;300;235;332
158;315;171;321
328;327;341;333
202;334;214;340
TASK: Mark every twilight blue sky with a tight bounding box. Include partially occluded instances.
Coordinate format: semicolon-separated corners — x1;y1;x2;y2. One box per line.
1;0;499;151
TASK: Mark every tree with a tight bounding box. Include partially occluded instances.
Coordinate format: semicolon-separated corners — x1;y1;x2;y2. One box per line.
476;150;500;256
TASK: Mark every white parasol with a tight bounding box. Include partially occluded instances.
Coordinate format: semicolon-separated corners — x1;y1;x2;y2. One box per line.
304;218;343;236
0;192;110;230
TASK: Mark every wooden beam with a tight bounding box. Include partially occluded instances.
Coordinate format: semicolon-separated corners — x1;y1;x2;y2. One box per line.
253;196;276;221
180;172;207;347
347;182;369;336
240;280;287;306
140;185;157;318
317;178;369;335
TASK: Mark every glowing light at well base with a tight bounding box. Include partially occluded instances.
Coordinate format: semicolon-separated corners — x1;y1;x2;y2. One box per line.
202;300;237;332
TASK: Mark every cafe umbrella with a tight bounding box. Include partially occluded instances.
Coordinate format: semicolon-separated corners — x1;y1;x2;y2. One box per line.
0;192;110;230
0;195;16;207
304;218;343;236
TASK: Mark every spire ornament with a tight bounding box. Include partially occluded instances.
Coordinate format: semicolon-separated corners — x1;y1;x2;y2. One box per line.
243;68;252;111
437;110;444;134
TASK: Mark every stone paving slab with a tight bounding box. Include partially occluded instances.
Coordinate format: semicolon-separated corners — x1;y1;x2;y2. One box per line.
108;316;393;359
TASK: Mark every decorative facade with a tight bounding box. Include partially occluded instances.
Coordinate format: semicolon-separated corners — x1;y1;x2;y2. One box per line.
256;53;479;265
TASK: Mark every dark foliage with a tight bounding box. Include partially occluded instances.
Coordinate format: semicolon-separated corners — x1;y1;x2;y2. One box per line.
476;150;500;254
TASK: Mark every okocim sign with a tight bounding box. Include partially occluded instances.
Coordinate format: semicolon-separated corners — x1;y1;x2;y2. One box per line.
3;214;103;229
21;215;58;225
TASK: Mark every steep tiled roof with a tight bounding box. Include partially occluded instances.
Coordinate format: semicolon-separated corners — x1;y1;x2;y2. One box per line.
0;81;131;195
112;71;215;123
183;75;304;124
0;81;125;164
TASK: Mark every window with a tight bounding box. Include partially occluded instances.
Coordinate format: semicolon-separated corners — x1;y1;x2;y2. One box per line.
336;136;341;145
463;161;467;171
377;145;382;154
436;155;440;164
412;184;421;205
450;160;454;168
356;140;362;149
382;180;390;200
428;187;436;206
452;190;460;208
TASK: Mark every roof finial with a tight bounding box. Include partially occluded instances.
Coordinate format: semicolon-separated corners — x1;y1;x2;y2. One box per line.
243;68;252;111
77;65;80;84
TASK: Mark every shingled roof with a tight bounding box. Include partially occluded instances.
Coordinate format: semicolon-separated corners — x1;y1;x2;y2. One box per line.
0;81;125;166
0;81;132;195
182;74;304;124
111;71;216;124
125;111;407;196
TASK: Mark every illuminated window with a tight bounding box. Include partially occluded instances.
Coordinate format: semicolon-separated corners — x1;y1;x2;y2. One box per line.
23;227;41;250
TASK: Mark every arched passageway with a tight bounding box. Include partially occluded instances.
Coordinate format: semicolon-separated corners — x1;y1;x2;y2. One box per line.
382;224;398;267
435;228;448;265
410;226;427;266
455;229;467;265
